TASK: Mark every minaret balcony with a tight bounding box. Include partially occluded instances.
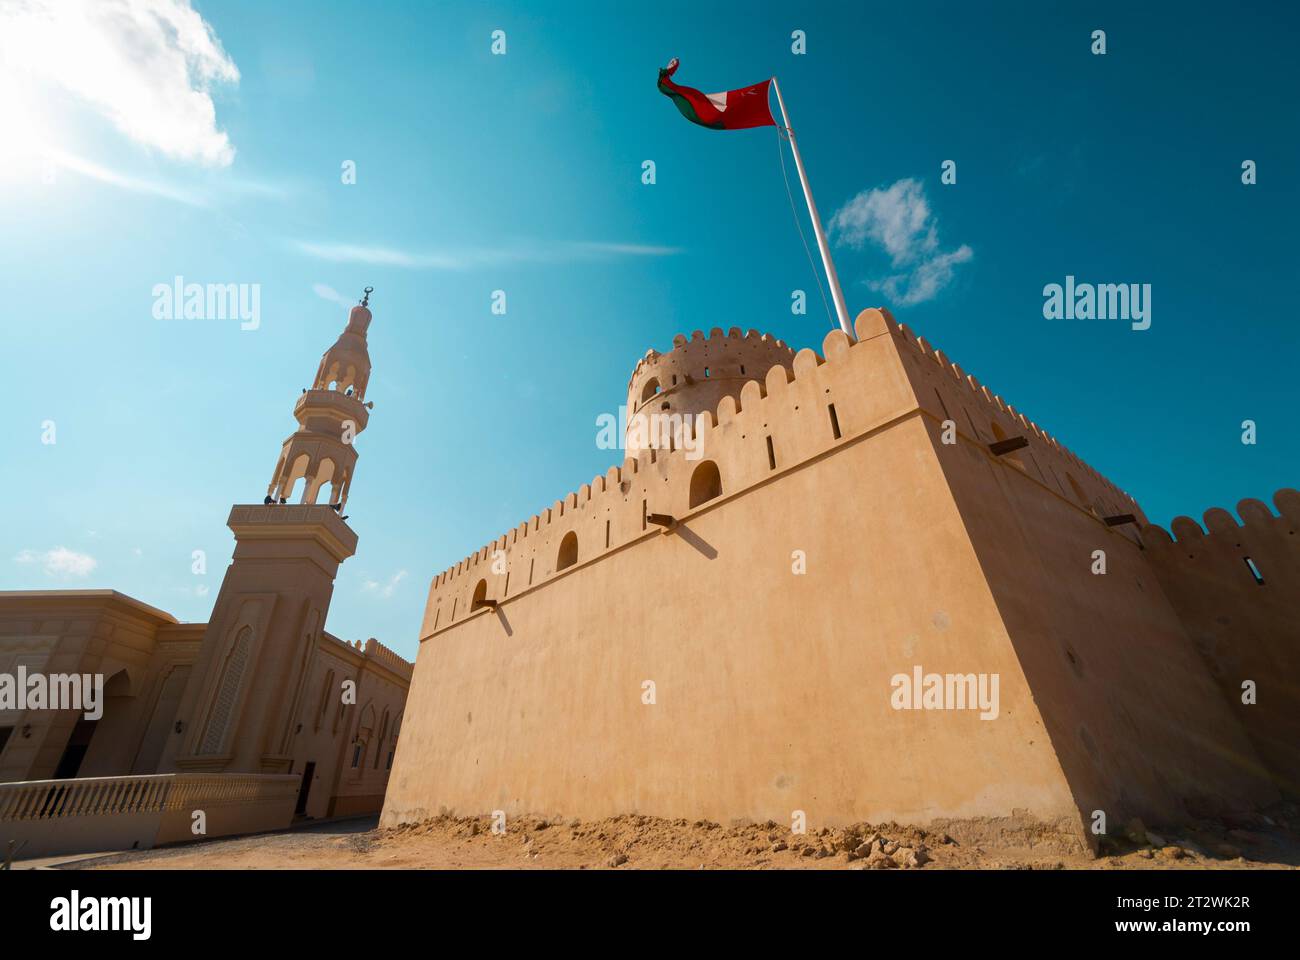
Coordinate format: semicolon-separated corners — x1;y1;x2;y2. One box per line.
293;388;370;431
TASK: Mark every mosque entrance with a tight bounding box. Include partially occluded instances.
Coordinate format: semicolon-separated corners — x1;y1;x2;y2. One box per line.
295;761;316;817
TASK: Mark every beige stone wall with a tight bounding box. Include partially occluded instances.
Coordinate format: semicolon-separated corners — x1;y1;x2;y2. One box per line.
292;634;408;819
1142;491;1300;795
387;413;1079;831
894;324;1279;826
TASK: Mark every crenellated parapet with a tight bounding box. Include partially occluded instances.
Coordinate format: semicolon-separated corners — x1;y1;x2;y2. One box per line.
1139;488;1299;582
884;316;1145;527
420;308;1155;639
1141;489;1299;545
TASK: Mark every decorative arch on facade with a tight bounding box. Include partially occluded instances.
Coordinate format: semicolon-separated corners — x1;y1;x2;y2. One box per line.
198;625;253;755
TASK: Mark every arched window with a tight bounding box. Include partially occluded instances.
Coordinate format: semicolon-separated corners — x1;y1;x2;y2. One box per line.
641;378;661;404
557;531;578;571
689;460;723;508
471;579;488;610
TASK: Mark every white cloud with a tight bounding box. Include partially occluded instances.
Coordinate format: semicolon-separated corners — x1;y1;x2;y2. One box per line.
871;244;973;306
0;0;240;167
41;144;209;206
15;546;99;578
362;570;408;600
829;178;972;305
312;283;352;308
292;239;682;271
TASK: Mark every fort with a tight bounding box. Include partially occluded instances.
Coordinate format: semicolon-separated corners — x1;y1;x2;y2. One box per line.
383;306;1297;849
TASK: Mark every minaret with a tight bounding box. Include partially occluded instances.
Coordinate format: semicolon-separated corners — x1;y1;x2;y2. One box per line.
161;290;377;775
265;287;375;510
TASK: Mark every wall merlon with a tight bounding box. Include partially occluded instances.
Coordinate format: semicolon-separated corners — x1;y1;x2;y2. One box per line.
793;347;822;377
765;362;792;394
1149;489;1299;548
821;328;851;361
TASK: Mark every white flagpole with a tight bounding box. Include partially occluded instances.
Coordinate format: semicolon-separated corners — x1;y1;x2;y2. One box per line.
771;76;853;338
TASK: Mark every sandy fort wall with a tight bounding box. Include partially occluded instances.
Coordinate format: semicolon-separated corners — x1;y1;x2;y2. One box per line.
885;321;1279;828
1141;491;1300;795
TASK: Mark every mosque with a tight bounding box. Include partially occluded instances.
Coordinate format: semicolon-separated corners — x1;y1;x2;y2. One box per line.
0;293;410;856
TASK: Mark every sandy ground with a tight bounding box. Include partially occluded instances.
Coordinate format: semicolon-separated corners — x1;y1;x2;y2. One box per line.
70;801;1300;870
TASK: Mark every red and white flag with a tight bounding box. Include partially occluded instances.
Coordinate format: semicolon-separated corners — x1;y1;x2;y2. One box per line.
656;58;775;131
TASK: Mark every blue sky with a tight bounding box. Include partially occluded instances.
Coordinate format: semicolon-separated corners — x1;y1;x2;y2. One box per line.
1;1;1296;660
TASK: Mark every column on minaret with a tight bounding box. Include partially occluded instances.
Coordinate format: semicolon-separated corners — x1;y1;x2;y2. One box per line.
265;291;374;510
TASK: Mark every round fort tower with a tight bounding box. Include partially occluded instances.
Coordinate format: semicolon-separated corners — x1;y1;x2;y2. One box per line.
624;327;796;457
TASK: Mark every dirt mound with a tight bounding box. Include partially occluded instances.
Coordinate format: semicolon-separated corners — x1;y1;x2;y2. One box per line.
80;801;1300;870
373;803;1298;870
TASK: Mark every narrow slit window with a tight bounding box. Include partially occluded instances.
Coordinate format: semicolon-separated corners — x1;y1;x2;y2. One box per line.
766;435;776;470
704;367;710;377
828;403;842;440
605;519;611;548
1244;557;1265;585
642;499;647;530
528;558;534;585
